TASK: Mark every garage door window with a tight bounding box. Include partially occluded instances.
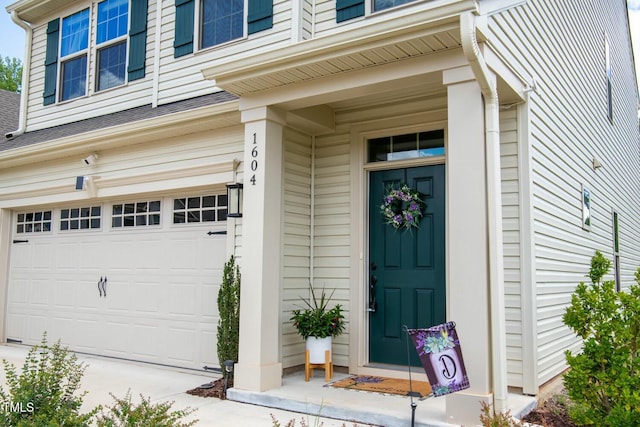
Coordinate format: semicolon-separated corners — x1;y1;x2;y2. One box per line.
61;206;101;230
112;201;161;228
16;211;52;233
173;195;227;223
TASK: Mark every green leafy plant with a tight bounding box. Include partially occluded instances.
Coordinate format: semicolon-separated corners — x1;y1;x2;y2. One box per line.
0;333;99;427
478;401;524;427
290;285;345;340
562;251;640;426
96;390;197;427
217;255;241;381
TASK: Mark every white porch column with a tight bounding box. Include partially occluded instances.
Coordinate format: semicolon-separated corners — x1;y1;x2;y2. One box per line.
443;67;493;424
234;106;285;391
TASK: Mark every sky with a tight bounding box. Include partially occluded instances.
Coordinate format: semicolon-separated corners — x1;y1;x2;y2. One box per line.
0;0;639;89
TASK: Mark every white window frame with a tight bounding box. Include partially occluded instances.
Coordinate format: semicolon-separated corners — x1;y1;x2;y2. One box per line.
58;6;92;103
94;0;131;92
60;205;103;231
195;0;248;52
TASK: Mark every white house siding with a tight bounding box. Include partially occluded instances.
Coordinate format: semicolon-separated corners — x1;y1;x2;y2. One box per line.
156;0;293;105
282;127;312;369
23;1;157;132
0;124;244;208
300;0;314;40
488;0;640;386
312;121;352;368
499;108;523;388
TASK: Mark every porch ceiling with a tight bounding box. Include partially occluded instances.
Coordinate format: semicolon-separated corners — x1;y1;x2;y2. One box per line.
203;3;480;98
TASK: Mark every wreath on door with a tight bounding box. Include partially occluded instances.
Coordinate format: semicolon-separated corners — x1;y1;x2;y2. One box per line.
380;184;425;231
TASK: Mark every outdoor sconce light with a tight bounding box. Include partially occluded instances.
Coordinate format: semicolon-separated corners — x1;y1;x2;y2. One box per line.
223;359;235;392
227;183;243;218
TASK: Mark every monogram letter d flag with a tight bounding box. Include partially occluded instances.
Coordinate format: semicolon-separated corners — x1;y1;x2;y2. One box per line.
407;321;470;397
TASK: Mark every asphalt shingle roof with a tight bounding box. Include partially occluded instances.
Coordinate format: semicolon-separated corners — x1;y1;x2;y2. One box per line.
0;89;20;138
0;91;238;152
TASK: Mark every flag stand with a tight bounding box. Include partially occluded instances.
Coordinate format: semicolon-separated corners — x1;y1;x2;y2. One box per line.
403;325;422;427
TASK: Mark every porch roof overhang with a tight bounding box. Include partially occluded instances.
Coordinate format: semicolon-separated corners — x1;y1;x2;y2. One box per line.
202;2;528;112
203;1;478;98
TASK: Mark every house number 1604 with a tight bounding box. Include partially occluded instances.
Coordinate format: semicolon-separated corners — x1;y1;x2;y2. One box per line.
250;132;258;185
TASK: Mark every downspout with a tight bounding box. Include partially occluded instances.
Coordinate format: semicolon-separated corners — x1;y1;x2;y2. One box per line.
5;11;32;139
460;11;508;412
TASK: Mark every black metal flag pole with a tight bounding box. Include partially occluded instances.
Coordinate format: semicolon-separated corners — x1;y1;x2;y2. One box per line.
403;325;418;427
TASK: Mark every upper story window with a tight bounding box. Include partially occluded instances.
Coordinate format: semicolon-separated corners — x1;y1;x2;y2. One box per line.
174;0;273;57
337;0;417;23
60;8;90;101
43;0;148;106
201;0;244;48
97;0;129;91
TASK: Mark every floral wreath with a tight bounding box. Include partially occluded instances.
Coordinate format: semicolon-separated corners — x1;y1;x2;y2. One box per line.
380;184;425;231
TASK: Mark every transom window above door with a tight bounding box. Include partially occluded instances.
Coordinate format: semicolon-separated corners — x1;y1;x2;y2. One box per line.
368;130;445;163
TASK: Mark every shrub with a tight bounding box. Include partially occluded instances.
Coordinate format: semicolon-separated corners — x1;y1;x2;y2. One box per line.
0;333;98;427
95;390;197;427
217;255;241;379
562;251;640;426
478;401;524;427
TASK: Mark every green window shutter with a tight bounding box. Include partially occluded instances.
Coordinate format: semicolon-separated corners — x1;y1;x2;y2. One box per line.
43;18;59;106
336;0;364;23
128;0;148;81
248;0;273;34
174;0;194;57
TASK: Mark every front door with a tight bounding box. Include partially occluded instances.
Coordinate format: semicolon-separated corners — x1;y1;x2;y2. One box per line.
368;165;445;366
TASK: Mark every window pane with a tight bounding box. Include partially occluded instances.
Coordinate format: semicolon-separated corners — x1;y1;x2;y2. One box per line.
61;9;90;56
203;196;215;207
97;0;129;44
188;211;200;223
174;198;186;210
188;197;201;209
202;210;215;222
61;55;87;101
149;201;161;212
113;204;123;215
71;208;80;218
124;203;135;214
201;0;244;48
373;0;414;12
91;218;101;228
97;42;127;91
368;137;391;162
218;195;228;207
174;212;186;224
91;206;101;216
112;217;122;227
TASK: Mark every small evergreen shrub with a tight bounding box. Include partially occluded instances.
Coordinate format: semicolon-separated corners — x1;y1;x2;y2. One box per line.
217;255;241;379
478;401;524;427
562;251;640;426
0;333;98;427
95;390;197;427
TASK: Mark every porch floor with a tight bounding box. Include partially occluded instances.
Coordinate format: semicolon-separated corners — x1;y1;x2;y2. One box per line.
227;371;538;427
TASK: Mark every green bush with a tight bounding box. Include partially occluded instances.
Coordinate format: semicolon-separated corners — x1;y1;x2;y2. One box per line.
95;390;197;427
562;251;640;426
0;333;98;427
217;255;241;381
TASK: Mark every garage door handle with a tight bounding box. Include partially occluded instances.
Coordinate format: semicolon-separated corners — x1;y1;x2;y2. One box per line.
98;277;108;298
13;239;29;244
207;231;227;235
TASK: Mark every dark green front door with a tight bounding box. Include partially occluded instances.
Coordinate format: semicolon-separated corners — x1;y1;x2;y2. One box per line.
368;165;446;366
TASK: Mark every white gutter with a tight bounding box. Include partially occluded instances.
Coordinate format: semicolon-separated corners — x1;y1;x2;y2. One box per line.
460;11;508;412
5;10;32;139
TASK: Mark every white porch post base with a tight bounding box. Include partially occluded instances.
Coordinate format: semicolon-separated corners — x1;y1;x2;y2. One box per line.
233;362;283;392
446;392;493;425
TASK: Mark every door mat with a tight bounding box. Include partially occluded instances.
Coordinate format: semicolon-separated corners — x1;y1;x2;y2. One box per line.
326;375;432;399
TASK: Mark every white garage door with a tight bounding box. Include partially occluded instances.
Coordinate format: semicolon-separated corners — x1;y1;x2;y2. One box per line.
6;194;228;371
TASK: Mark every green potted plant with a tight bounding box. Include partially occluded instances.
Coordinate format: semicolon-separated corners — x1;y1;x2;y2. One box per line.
290;285;345;364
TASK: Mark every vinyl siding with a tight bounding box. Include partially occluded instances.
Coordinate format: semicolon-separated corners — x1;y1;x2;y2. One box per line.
24;1;157;132
0;124;244;209
156;0;292;105
488;0;640;386
282;127;312;369
312;121;352;368
500;108;523;388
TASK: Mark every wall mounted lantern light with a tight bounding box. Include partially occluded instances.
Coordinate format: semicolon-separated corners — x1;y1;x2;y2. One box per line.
227;183;243;218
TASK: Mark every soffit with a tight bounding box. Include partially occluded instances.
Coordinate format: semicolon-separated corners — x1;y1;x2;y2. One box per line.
6;0;71;23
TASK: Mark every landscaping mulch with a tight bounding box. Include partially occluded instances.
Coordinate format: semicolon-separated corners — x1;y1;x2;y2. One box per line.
186;377;231;400
521;391;579;427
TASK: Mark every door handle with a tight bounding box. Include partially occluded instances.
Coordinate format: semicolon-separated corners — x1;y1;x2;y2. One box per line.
368;275;377;312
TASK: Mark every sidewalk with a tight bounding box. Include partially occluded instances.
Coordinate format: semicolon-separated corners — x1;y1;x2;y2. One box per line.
0;344;348;427
0;344;537;427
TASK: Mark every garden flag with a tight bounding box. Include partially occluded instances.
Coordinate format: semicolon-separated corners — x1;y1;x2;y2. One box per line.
407;321;470;397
